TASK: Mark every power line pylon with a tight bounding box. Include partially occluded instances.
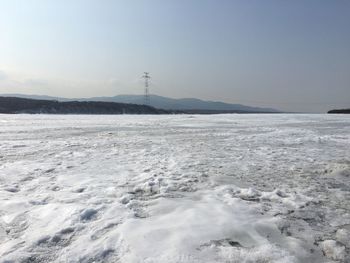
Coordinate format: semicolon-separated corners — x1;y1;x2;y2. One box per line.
142;72;151;106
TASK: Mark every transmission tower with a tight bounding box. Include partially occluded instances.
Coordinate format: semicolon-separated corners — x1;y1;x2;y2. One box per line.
142;72;151;106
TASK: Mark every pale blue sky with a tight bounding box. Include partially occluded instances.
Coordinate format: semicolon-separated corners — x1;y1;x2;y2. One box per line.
0;0;349;112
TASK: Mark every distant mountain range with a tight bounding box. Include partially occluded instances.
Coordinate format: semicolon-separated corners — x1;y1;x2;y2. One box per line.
0;94;280;113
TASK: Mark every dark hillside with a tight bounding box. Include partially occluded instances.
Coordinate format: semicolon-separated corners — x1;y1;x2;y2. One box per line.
0;97;169;114
328;109;350;114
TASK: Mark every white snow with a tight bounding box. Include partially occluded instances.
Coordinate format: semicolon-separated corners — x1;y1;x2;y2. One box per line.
0;114;349;262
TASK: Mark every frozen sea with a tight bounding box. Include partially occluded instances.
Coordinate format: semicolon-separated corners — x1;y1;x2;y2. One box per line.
0;114;349;263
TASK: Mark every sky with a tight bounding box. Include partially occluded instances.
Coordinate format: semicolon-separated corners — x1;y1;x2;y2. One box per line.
0;0;349;112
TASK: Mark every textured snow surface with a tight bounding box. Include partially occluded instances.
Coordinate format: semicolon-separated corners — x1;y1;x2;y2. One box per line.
0;114;349;263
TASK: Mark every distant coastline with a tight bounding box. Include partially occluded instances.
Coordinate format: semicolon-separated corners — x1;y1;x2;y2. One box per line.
0;93;281;114
0;96;283;115
0;97;168;115
328;109;350;114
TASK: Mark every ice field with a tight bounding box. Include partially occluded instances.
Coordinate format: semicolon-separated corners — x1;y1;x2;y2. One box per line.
0;114;349;262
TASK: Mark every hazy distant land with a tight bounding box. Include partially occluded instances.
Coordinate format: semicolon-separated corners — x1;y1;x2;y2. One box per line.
0;95;281;114
328;109;350;114
0;93;280;113
0;97;168;114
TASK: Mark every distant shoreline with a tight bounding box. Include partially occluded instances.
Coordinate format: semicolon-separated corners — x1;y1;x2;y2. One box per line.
0;96;283;115
0;96;168;115
328;109;350;114
0;93;280;113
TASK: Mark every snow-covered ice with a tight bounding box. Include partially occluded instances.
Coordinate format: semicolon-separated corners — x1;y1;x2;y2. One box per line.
0;114;349;262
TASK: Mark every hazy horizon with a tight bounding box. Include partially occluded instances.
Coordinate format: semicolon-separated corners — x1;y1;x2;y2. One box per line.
1;0;349;113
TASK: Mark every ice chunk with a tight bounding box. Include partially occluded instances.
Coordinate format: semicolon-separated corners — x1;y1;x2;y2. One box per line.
336;228;350;247
320;240;345;261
